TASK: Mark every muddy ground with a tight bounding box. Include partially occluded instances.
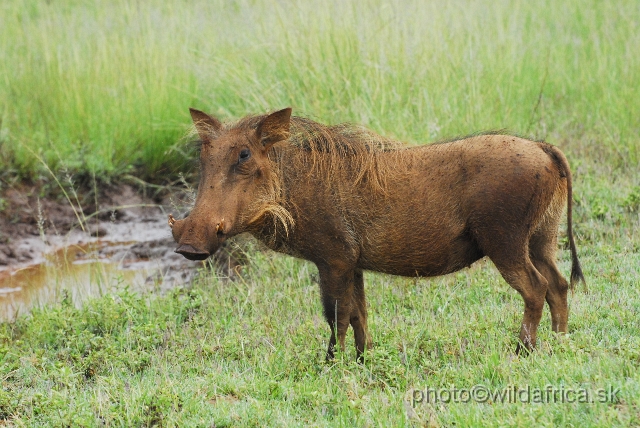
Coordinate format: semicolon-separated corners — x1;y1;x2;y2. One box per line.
0;183;245;319
0;183;193;270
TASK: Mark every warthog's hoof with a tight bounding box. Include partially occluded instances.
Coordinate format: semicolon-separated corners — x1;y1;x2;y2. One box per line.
515;341;535;356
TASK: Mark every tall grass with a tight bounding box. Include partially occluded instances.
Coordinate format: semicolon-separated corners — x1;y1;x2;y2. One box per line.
1;0;638;182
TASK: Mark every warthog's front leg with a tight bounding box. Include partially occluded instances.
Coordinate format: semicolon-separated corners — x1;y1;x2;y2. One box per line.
317;262;357;361
351;269;372;362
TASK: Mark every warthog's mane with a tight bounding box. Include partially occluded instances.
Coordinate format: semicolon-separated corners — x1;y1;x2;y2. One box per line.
221;113;407;241
230;114;405;191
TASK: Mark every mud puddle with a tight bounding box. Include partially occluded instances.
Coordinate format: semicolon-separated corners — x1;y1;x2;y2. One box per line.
0;206;203;321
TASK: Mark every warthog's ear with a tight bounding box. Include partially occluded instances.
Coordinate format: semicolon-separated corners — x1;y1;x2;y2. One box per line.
189;108;222;142
256;107;292;151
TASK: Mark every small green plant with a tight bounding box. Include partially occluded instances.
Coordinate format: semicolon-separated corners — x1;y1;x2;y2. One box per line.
591;198;610;220
622;186;640;212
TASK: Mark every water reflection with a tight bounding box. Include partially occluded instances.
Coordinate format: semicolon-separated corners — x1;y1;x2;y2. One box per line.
0;237;196;321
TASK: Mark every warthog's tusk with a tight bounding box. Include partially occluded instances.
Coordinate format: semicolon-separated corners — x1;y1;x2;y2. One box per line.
168;214;176;228
216;218;225;233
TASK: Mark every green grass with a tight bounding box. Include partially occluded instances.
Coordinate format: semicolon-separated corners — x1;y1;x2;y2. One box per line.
1;192;638;426
1;0;638;182
1;0;639;425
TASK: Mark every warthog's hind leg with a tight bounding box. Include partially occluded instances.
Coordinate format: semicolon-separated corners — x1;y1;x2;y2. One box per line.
538;260;569;333
495;259;549;354
529;229;570;334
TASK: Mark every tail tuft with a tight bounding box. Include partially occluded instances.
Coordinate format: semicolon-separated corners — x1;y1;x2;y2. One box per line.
545;144;586;293
569;238;587;293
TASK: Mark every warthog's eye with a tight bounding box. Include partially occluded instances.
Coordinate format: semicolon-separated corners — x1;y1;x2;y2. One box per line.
238;148;251;163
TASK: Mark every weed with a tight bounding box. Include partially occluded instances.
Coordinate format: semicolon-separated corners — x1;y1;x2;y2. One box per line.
622;187;640;213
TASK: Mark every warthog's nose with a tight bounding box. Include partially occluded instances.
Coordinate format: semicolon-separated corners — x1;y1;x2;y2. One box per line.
175;244;210;261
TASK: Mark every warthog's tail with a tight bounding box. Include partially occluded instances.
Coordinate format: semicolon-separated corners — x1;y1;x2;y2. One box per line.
544;144;587;291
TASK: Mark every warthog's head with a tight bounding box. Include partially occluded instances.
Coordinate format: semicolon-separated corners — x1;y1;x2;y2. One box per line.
170;107;292;260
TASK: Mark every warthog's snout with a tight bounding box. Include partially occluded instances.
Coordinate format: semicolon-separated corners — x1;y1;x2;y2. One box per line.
169;213;227;260
174;244;210;261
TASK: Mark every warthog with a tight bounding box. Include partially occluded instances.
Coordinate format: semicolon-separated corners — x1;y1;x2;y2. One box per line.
170;107;585;360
